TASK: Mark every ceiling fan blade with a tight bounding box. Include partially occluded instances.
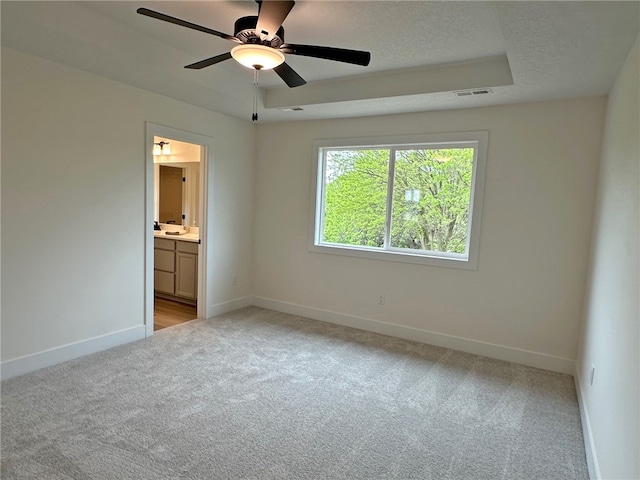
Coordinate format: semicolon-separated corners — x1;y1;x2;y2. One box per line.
280;43;371;66
137;8;240;43
184;52;233;69
274;62;306;88
256;0;295;41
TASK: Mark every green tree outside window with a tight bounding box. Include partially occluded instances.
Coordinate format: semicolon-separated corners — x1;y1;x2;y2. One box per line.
322;147;474;254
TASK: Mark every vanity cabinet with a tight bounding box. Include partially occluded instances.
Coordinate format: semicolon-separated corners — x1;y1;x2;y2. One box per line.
154;238;198;302
175;241;198;299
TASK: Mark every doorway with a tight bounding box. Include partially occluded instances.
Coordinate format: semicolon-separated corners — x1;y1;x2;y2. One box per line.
154;297;197;331
145;124;212;336
153;136;202;331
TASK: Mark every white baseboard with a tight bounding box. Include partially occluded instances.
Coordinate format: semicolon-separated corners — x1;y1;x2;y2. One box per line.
207;295;253;319
574;365;600;480
1;325;146;381
251;296;575;374
1;296;251;381
1;296;575;381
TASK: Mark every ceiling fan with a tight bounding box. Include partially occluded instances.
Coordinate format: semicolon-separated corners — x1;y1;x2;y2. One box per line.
137;1;371;119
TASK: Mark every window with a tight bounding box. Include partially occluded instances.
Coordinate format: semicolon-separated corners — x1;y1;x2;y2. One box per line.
310;132;488;269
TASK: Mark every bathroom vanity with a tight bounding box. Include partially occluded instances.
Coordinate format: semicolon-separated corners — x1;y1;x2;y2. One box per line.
153;234;199;304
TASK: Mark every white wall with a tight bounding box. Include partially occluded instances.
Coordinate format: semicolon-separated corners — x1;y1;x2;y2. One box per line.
1;47;255;369
254;97;606;371
576;37;639;480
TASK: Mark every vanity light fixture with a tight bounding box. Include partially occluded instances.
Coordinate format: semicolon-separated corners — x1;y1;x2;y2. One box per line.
153;141;171;156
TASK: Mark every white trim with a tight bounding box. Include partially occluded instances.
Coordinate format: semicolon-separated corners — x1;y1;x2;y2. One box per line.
574;365;601;480
208;296;254;318
145;123;213;336
145;127;155;337
251;296;575;374
308;243;476;269
309;131;488;270
0;296;251;381
1;298;576;381
0;326;146;381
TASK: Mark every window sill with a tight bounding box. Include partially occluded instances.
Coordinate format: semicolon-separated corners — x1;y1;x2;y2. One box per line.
309;243;478;270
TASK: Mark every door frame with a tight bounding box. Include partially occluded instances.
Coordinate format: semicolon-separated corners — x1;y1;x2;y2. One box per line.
144;123;212;336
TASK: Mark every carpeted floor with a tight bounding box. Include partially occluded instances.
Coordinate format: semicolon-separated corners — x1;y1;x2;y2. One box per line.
1;307;588;479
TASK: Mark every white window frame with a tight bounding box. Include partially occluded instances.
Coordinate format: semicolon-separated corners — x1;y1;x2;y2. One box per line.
309;131;488;270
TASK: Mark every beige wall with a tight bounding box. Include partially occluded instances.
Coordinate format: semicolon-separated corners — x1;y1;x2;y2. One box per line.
577;36;639;480
1;47;255;362
254;97;606;365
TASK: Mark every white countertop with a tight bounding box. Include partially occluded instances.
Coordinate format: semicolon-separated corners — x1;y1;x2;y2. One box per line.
153;231;200;243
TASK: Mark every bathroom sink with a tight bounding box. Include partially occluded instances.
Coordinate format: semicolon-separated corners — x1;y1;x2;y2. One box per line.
159;224;186;234
153;227;199;242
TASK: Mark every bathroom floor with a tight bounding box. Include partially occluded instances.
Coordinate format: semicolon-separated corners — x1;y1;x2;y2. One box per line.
154;297;197;331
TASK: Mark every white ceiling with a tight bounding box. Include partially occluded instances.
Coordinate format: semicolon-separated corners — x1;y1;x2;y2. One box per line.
2;1;638;123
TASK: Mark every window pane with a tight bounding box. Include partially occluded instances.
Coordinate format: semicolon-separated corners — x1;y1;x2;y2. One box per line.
390;148;474;254
322;149;388;248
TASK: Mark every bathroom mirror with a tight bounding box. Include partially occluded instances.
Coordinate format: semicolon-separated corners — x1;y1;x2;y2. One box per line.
159;165;184;224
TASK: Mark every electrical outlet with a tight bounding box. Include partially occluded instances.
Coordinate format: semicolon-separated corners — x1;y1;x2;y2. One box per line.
590;364;595;386
378;295;386;305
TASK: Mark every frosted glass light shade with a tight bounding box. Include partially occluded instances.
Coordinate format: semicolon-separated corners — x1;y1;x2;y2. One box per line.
153;142;171;156
231;44;285;70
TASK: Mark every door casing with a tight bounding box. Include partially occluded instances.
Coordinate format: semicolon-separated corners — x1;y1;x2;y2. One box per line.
145;123;212;336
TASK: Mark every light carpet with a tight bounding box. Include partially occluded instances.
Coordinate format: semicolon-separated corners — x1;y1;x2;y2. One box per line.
1;307;588;479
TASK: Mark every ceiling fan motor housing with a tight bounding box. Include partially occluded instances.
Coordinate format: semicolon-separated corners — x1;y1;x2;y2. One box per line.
234;16;284;47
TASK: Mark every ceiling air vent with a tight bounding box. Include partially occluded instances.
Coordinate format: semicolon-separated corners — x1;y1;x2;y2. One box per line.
453;88;493;97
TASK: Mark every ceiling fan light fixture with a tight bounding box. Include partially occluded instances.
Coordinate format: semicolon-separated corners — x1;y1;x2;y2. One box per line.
231;44;285;70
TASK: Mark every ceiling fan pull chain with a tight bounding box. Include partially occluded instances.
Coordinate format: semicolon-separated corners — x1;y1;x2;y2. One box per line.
252;68;259;122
